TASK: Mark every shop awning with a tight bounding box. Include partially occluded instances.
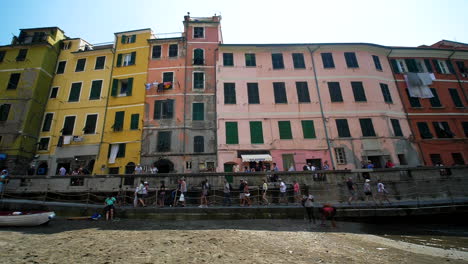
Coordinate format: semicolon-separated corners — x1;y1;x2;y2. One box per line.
241;154;272;162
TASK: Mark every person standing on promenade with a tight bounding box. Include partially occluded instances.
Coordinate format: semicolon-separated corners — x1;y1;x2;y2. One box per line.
149;164;158;174
104;195;116;221
322;161;330;170
134;164;143;174
158;181;166;207
385;160;395;168
302;189;315;224
363;179;376;203
366;160;375;169
199;180;209;208
377;180;391;205
59;166;66;176
243;180;252;206
222;180;232;206
135;180;146;207
179;178;187;207
0;169;9;196
261;179;269;205
279;179;288;205
293;180;301;204
346;177;357;204
239;179;246;206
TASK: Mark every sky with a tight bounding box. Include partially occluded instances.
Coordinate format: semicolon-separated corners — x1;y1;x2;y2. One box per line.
1;0;468;47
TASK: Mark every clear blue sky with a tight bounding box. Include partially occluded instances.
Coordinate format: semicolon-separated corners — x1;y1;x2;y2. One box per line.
2;0;467;47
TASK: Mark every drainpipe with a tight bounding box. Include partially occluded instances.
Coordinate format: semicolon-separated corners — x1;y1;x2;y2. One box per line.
182;22;189;171
448;50;468;103
386;48;425;165
214;47;219;171
307;46;335;169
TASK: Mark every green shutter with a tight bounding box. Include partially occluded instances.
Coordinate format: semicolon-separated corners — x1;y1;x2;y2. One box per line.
449;88;464;107
121;35;127;44
429;88;442;107
424;59;433;72
249;121;264;144
84;114;97;134
405;59;418;72
336;119;351;137
278;121;292;139
69;83;81;102
391;119;403;137
0;104;11;121
166;100;174;118
126;77;133;96
433;59;442;73
114;111;124;131
359;119;376;137
273;82;287;103
225;122;239;144
42;113;53;132
296;82;310;103
390;59;400;73
446;60;455;74
111;79;118;96
131;34;136;43
90;80;102;99
116;54;122;67
406;89;421;107
130;52;136;65
130;114;139;130
417;122;432;139
351;82;367;102
192;103;204;121
118;143;126;157
154;101;162;119
301;120;316;139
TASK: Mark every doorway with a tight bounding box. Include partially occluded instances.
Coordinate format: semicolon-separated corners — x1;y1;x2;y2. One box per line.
282;154;295;171
306;159;322;170
155;159;174;173
367;156;383;168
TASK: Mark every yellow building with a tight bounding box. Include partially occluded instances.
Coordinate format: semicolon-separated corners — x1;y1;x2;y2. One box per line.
36;38;113;175
95;29;152;175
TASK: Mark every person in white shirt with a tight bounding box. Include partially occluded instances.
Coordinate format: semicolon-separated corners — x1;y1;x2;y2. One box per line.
261;179;269;205
377;180;391;205
279;179;288;204
288;165;295;172
150;165;158;174
59;166;66;176
134;164;143;174
302;190;315;224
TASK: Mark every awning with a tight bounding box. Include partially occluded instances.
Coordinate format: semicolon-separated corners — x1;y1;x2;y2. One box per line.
241;154;272;162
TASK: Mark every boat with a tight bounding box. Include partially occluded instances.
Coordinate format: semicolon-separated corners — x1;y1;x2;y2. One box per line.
0;211;55;226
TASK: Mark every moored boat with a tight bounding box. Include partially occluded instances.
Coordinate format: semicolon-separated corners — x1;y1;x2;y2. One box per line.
0;211;55;226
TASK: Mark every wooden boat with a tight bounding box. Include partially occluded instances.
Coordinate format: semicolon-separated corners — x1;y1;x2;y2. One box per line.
0;211;55;226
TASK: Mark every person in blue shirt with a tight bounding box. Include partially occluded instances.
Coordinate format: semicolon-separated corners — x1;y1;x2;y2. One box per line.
104;196;117;221
0;169;9;195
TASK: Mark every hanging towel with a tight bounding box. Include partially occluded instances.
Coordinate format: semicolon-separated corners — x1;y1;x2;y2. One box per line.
145;83;152;90
108;144;119;164
152;81;159;88
407;72;422;86
417;72;433;86
157;83;164;92
404;74;434;99
63;136;72;145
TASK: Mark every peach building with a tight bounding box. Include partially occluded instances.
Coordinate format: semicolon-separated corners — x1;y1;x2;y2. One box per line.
217;43;420;171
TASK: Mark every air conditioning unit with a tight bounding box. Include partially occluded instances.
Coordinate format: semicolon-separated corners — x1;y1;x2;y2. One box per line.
73;136;83;142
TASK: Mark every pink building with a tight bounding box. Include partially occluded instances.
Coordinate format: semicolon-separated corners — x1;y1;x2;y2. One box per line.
216;43;420;171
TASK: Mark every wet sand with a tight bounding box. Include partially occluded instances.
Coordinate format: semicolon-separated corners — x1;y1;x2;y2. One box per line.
0;219;467;263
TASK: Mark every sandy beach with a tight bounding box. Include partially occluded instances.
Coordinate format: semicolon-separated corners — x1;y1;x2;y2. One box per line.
0;219;467;264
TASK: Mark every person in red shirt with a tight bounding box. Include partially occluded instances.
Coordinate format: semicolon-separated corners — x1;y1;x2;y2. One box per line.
320;204;337;228
385;160;395;168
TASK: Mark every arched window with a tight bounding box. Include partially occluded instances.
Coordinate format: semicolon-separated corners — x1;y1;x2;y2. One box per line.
194;136;204;153
193;49;204;65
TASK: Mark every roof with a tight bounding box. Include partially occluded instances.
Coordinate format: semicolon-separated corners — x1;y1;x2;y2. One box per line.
148;37;184;43
114;28;152;35
19;26;64;33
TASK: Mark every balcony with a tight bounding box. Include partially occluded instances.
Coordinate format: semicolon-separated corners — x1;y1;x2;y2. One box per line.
11;34;50;45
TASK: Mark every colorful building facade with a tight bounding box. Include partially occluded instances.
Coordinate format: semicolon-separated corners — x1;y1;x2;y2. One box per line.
36;38;113;175
0;27;65;174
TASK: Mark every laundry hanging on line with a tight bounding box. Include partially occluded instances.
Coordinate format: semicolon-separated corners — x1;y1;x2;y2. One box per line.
404;72;434;98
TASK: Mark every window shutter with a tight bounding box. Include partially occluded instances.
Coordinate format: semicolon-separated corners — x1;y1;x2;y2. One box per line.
336;119;351;137
328;82;343;102
424;59;433;73
0;104;11;121
90;80;102;99
224;83;236;104
273;82;287;103
380;83;393;103
359;119;376;137
429;88;442;107
446;60;455;74
449;88;464;107
390;59;400;73
126;77;133;96
278;121;292;139
111;79;118;96
131;34;136;43
69;83;81;102
194;136;204;153
296;82;311;103
130;114;139;130
247;83;260;104
301;120;316;139
116;54;122;67
118;143;126;157
84;114;97;134
405;89;421;107
391;119;403;137
249;121;264;144
130;52;136;65
455;61;465;73
192;103;204;121
351;82;367;102
225;122;239;144
433;59;442;73
62;116;76;135
154;101;161;119
405;59;418;73
417;122;432;139
114;111;124;131
42;113;53;132
121;35;127;44
166;99;174;118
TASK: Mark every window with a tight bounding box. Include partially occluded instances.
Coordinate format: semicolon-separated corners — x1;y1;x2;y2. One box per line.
193;27;204;38
152;45;161;59
359;118;376;137
398;154;408;165
380;83;393;103
111;78;133;97
121;34;136;44
117;52;136;67
223;53;233;66
113;111;124;132
130;114;139;130
301;120;316;139
89;80;102;100
38;138;50;151
193;49;204;65
390;59;408;73
406;89;421;107
433;60;452;74
336;119;351;137
328;82;343;102
42;113;53;132
432;122;454;138
50;87;58;98
224;83;236;104
429;88;442;107
391;119;403;137
62;116;76;135
372;55;382;71
452;153;465;165
272;53;284;69
250;121;264;144
0;104;10;121
75;58;86;72
163;72;174;84
449;88;464;107
456;61;466;74
68;83;81;102
193;72;204;89
278;121;292;139
429;154;442;165
16;49;27;61
344;52;359;68
247;83;260;104
296;82;311;103
194;136;204;152
192;103;204;121
116;144;126;158
462;122;468;137
56;61;66;74
7;73;21;90
335;148;347;164
417;122;433;139
351;82;367;102
404;59;430;73
273;82;287;103
424;59;434;73
321;53;335;68
157;131;171;152
95;56;106;70
62;42;71;50
154;100;174;119
245;53;256;67
0;50;6;62
225;122;239;144
292;53;305;69
84;114;98;134
168;44;178;57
